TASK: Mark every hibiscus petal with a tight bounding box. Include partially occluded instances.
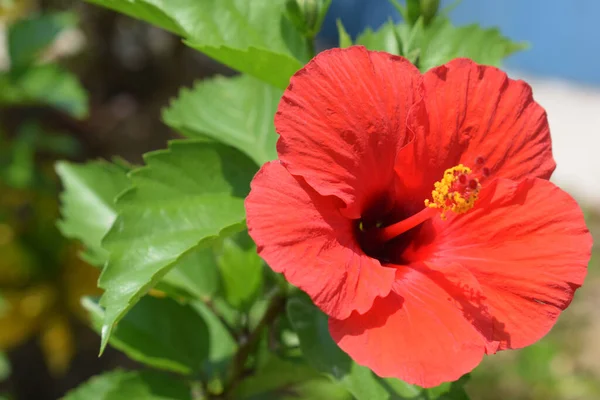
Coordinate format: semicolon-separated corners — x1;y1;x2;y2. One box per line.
329;264;489;388
276;46;421;218
245;161;396;319
406;58;555;187
427;178;591;350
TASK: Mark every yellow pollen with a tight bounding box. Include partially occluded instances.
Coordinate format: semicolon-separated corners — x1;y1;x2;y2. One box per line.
424;164;480;219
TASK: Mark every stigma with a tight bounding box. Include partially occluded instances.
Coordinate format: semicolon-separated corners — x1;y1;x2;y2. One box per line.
425;164;483;219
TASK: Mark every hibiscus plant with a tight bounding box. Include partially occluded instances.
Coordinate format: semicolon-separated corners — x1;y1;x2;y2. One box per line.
58;1;592;399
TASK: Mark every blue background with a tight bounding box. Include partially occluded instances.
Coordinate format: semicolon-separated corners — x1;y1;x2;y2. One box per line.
320;0;599;85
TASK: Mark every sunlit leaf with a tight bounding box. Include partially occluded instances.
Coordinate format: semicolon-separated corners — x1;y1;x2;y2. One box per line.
355;16;525;72
85;0;308;88
396;18;425;63
416;18;527;71
98;140;256;352
163;75;280;165
336;20;353;48
355;20;401;54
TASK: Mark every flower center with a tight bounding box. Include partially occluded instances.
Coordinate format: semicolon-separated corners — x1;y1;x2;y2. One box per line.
360;159;490;250
424;163;481;219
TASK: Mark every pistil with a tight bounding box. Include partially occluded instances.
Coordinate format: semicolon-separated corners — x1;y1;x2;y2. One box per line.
361;160;490;248
376;207;439;242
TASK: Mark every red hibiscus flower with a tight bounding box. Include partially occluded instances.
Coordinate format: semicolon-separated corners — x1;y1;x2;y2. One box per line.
245;46;592;387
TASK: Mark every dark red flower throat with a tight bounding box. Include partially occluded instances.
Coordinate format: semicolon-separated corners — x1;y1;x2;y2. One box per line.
354;193;427;264
356;158;492;264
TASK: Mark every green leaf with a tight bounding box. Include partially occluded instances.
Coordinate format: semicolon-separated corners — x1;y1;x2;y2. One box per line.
86;0;183;36
417;18;527;71
516;341;557;384
33;130;81;157
0;352;10;381
216;232;263;310
355;15;525;72
98;140;256;352
0;64;88;118
8;11;77;69
379;377;424;399
56;160;220;299
62;369;192;400
235;355;351;400
396;18;425;63
355;20;401;54
161;246;220;300
425;377;471;400
191;300;238;381
163;75;280;165
56;160;130;266
405;0;421;25
336;20;353;48
389;0;409;22
85;0;307;89
233;355;321;398
83;296;209;375
4;129;35;189
287;296;391;400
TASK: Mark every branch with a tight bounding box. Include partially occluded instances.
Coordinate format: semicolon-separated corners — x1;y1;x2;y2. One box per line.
224;291;287;397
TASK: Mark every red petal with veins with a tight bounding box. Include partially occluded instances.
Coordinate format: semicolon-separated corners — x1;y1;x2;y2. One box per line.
405;178;591;350
329;263;491;388
245;161;396;320
400;58;555;200
276;46;420;219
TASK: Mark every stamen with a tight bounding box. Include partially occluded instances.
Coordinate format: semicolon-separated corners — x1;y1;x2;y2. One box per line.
424;164;482;219
368;162;490;245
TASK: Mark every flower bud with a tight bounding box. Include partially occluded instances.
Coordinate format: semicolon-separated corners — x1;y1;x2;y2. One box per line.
419;0;440;24
286;0;331;38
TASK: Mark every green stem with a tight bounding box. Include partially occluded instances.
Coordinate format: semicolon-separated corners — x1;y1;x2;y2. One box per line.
224;290;287;397
306;36;316;59
202;298;239;341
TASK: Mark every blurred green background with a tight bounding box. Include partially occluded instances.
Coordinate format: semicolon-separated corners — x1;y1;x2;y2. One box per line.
0;1;597;399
